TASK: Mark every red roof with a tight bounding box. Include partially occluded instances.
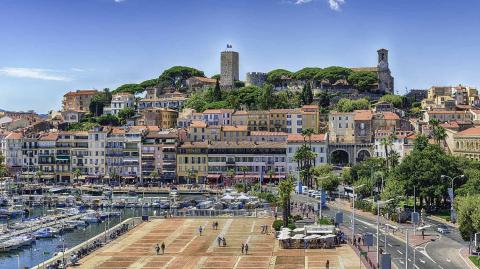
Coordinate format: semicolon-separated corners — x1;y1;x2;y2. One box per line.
354;110;373;121
456;127;480;136
287;134;325;142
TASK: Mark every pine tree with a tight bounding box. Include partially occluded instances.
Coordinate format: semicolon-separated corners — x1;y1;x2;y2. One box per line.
306;83;313;104
213;79;222;101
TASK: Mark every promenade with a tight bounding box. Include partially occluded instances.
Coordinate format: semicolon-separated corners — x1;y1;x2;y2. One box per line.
75;218;361;269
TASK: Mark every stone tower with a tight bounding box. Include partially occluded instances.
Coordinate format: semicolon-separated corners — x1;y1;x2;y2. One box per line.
220;49;239;88
377;48;394;94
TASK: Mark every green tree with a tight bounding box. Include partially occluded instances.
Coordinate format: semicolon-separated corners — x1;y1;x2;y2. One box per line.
159;66;205;90
213;79;222;102
293;67;323;82
72;168;82;183
260;84;274;110
96;114;120;126
455;195;480;241
335;98;370;112
379;94;404;108
113;83;144;95
318;90;330;108
117;107;136;124
266;69;292;87
278;176;294;227
301;83;313;105
348;71;378;92
139;78;159;89
211;74;221;80
89;89;112;116
315;66;353;86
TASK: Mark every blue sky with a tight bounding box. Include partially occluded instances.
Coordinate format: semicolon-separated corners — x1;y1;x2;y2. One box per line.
1;0;480;113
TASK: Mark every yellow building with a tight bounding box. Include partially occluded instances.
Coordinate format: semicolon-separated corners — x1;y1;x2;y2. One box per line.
453;127;480;161
247;111;270;131
62;90;98;112
221;125;249;142
137;108;178;129
269;109;289;132
176;142;208;183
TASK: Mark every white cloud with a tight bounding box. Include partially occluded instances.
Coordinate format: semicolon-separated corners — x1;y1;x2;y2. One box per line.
328;0;345;11
114;0;126;2
295;0;313;4
0;67;71;81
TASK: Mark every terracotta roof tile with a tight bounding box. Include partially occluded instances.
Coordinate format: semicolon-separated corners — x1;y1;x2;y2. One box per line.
456;127;480;136
222;125;248;132
354;110;373;120
287;134;325;142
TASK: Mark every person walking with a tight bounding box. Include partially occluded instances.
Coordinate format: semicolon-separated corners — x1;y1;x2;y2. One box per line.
217;236;222;247
161;242;165;254
245;243;249;255
326;259;330;269
198;226;203;236
222;237;227;247
241;243;245;254
155;244;160;255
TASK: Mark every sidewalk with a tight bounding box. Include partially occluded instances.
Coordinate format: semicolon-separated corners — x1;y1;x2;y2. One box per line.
459;247;478;269
330;199;436;248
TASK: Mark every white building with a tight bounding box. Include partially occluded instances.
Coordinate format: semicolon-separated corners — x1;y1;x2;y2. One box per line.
104;93;135;115
1;132;23;168
286;134;328;175
373;130;414;160
87;127;107;176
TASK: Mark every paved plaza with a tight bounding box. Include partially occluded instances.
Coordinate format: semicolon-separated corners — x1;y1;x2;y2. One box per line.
76;218;361;269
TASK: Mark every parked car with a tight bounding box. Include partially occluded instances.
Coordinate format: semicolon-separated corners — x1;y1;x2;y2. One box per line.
437;224;450;234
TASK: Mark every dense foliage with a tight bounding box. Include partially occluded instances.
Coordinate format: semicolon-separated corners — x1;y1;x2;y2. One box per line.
266;69;293;86
379;94;404;108
335;98;370;112
89;89;112;116
347;71;378;92
184;85;302;112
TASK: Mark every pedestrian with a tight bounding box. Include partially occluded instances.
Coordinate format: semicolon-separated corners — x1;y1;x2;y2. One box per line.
241;243;245;254
212;222;216;230
245;243;249;255
222;237;227;247
422;229;425;239
155;244;160;255
161;242;165;254
326;259;330;269
217;236;222;247
198;226;203;236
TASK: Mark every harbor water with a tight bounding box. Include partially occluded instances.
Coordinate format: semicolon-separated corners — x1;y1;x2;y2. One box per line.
0;206;172;269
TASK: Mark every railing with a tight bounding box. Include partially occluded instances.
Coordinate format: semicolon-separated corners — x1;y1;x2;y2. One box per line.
31;217;141;269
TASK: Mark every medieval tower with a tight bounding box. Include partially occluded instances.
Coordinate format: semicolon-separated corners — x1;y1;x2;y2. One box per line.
220;49;239;88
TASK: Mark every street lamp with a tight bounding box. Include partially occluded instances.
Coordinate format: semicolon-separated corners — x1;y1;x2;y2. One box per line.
441;174;464;223
375;198;394;269
315;175;329;221
352;184;365;243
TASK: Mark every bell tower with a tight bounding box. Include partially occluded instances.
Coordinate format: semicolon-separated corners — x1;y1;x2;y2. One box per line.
377;48;389;69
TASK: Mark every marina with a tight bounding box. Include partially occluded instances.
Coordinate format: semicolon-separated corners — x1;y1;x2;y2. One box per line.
0;186;269;268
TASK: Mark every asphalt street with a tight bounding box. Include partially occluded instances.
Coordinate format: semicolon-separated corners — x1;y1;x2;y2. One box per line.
292;193;471;269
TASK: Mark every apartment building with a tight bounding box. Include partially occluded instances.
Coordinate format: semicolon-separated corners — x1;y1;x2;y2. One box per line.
176;142;208;184
37;133;58;178
206;141;287;184
104;92;135;115
373;130;414;160
87;127;107;177
136;108;178;129
138;91;187;110
141;130;178;183
423;110;473;123
329;112;355;143
2;132;24;171
286;134;328;175
62;90;98;112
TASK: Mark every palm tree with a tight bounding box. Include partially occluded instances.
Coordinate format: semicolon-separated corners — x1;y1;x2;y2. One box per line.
432;125;447;146
380;136;393;170
240;166;248;193
387;149;400;168
226;168;235;187
150;171;159;186
35;170;43;184
72;168;81;183
302;128;315;150
267;169;275;185
278;176;294;227
187;169;197;185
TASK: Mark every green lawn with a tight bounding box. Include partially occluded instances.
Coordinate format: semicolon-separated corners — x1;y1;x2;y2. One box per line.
469;256;480;268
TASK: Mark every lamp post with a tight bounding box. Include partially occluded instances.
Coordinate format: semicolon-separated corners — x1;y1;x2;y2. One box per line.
352;184;365;243
375;198;394;269
441;174;464;223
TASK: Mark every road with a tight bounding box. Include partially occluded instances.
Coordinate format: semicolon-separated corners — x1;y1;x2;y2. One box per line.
292;193;471;269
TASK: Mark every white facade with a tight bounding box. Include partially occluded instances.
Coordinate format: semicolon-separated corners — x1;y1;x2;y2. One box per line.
105;93;135;115
286;134;328;175
87;128;107;176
